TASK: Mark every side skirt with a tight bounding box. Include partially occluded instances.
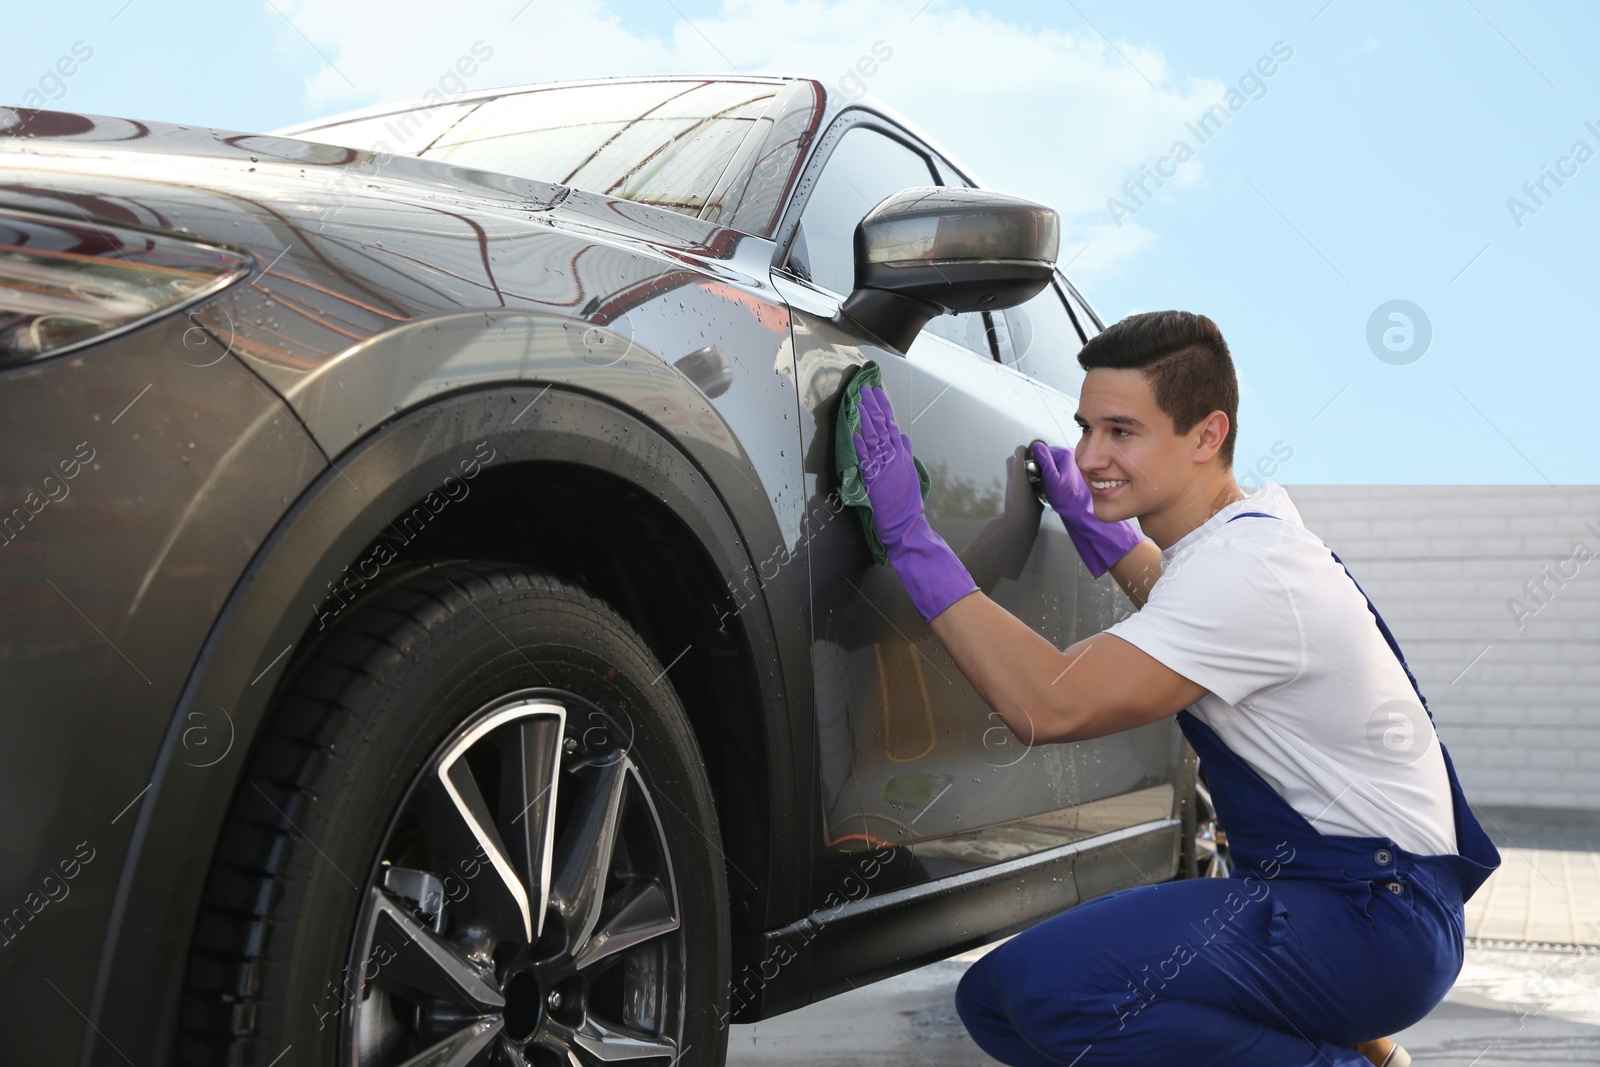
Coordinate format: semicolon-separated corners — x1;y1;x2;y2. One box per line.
735;818;1181;1021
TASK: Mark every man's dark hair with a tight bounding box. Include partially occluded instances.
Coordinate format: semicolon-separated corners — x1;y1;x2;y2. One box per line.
1076;310;1238;467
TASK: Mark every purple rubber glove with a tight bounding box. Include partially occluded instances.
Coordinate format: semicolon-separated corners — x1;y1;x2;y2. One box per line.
1031;441;1144;579
851;385;978;622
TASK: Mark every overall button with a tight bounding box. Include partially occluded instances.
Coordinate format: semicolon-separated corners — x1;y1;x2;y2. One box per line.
1386;881;1404;895
1374;848;1393;866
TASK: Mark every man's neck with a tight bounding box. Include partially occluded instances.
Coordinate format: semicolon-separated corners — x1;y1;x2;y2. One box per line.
1137;474;1249;551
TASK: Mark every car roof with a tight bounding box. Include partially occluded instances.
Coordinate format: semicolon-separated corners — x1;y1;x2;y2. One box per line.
270;73;804;136
271;71;987;188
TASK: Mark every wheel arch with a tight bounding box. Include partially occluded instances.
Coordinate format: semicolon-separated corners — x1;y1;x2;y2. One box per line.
85;382;803;1065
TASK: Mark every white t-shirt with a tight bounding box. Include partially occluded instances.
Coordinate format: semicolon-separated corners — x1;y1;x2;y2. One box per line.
1103;481;1459;857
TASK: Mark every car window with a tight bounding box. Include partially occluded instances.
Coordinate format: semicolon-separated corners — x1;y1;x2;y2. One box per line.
723;79;821;238
914;154;1002;357
919;308;1001;357
1060;277;1103;337
307;101;480;155
789;126;935;297
294;80;779;222
792;127;996;359
994;280;1087;397
929;154;976;189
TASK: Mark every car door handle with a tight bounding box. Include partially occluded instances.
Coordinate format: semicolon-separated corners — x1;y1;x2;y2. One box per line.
1024;439;1049;505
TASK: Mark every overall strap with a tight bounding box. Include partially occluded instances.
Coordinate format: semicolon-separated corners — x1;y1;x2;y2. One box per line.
1221;510;1502;890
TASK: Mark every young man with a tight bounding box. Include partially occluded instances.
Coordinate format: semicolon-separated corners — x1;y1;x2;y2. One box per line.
849;310;1499;1067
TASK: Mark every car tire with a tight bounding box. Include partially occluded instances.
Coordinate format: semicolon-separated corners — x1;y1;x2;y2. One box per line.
176;561;730;1066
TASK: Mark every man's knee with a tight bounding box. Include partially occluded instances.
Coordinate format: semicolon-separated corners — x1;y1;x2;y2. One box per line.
957;953;1035;1063
957;942;1104;1056
955;951;998;1022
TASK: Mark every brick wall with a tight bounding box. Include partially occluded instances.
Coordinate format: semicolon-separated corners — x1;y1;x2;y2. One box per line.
1283;485;1600;811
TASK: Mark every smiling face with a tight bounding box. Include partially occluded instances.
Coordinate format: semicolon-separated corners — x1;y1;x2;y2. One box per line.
1072;366;1234;529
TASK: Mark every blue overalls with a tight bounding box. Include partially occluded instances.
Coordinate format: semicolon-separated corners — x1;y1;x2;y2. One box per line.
956;512;1502;1065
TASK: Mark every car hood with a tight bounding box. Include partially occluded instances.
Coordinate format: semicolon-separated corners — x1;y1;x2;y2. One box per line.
0;107;777;422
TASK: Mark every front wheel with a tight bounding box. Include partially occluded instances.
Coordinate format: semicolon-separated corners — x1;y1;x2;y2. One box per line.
178;563;730;1066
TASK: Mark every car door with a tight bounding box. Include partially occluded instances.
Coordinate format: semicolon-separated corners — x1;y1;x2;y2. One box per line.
771;116;1174;899
987;267;1180;841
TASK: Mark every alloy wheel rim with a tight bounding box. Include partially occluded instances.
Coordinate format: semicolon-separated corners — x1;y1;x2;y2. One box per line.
1194;778;1232;879
342;689;685;1066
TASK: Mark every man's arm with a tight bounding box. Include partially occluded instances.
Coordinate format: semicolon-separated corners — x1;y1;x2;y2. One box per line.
1108;538;1162;609
928;588;1207;745
846;386;1202;743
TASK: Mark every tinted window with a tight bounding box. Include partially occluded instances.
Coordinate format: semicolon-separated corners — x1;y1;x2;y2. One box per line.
724;80;820;237
996;280;1087;397
929;154;977;189
919;154;997;358
296;80;778;221
790;126;935;297
794;128;995;358
919;308;1000;358
312;101;479;155
1060;278;1103;337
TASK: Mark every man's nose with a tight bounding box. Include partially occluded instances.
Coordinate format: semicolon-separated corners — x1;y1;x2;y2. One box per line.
1076;428;1112;472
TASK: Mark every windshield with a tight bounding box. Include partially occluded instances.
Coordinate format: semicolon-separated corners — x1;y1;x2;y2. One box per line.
293;79;780;225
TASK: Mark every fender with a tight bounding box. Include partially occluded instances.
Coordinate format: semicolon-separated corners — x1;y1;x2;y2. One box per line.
82;383;810;1065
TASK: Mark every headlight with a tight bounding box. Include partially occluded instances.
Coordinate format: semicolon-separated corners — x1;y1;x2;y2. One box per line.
0;209;250;367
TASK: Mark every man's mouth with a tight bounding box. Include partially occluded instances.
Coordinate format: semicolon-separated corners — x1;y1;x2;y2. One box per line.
1088;478;1128;495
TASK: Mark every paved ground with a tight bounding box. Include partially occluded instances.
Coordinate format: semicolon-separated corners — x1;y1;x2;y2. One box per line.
729;817;1600;1065
1465;847;1600;945
1467;806;1600;947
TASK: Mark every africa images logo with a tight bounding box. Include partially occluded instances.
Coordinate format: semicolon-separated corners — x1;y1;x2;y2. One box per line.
1366;698;1435;767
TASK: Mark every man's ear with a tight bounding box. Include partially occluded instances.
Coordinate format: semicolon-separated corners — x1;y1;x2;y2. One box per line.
1193;410;1231;464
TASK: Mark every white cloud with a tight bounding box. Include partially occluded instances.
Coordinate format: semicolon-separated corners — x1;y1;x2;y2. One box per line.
274;0;1225;284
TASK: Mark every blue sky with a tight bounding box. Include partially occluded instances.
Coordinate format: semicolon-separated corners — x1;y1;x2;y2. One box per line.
8;0;1596;485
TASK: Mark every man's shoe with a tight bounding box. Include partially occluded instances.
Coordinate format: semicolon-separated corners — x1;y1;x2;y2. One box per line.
1354;1040;1411;1067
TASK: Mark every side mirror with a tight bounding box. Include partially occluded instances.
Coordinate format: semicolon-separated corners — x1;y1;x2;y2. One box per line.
834;186;1059;353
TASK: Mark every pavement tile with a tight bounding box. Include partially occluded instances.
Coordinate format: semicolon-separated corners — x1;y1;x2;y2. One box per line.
1465;848;1600;947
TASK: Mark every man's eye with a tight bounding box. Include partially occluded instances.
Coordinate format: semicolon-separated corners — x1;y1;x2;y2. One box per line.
1113;428;1131;437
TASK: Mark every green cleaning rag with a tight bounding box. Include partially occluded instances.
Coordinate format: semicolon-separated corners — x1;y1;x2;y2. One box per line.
834;359;932;566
